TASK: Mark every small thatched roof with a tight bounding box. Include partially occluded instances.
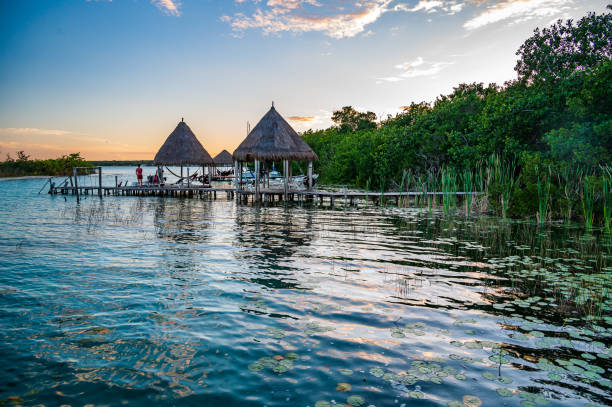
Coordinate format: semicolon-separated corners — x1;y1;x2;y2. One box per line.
154;120;214;166
233;105;318;162
213;149;234;165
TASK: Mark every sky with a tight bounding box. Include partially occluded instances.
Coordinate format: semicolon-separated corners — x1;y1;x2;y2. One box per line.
0;0;606;160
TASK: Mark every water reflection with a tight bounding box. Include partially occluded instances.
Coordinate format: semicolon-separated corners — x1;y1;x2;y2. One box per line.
0;180;611;407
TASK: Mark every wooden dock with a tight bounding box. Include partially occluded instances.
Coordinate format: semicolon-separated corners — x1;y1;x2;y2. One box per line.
49;184;480;208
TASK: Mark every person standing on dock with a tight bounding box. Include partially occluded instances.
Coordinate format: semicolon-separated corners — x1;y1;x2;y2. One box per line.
136;164;143;186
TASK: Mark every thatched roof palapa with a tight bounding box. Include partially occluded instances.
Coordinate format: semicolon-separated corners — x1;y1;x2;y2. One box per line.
233;104;318;162
213;149;234;165
154;119;214;166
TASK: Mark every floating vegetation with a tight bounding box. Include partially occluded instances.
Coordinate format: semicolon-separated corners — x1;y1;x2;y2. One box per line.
346;395;365;406
266;327;287;339
303;321;336;336
462;395;482;407
336;382;351;391
248;353;298;375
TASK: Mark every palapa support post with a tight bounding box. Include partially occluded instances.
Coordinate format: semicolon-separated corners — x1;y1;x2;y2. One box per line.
180;165;184;185
98;167;102;198
254;159;261;202
283;159;289;202
307;161;313;191
234;160;239;197
73;167;79;202
187;168;190;188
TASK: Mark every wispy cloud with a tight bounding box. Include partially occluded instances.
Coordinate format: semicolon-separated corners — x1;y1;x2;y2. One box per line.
377;56;454;83
0;128;73;137
285;110;333;131
223;0;466;39
288;115;316;122
151;0;181;16
463;0;572;30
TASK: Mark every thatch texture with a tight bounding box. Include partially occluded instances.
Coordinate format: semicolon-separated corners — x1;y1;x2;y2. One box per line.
154;120;214;166
233;106;318;162
213;149;234;165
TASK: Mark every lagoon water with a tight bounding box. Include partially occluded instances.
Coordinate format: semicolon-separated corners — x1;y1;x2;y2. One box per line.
1;169;611;407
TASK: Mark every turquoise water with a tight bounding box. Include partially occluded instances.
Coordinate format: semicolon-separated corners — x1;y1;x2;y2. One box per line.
1;172;611;407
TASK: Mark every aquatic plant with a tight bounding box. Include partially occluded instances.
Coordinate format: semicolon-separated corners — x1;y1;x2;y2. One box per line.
499;158;519;219
581;175;595;230
537;168;551;224
462;169;473;216
603;167;611;233
441;167;457;215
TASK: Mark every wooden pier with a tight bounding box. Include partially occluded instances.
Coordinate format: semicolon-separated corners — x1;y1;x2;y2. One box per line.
49;183;480;208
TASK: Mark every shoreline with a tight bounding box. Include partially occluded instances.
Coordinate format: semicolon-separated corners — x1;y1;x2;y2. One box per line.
0;175;54;181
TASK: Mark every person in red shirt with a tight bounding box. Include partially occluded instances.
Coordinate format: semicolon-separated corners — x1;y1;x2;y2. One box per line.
136;164;143;186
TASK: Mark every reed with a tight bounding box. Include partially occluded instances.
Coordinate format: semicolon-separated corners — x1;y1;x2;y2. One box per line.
399;169;409;207
537;168;551;224
603;167;611;233
441;167;457;215
500;158;519;219
559;166;580;224
427;169;436;211
463;169;473;216
581;175;595;230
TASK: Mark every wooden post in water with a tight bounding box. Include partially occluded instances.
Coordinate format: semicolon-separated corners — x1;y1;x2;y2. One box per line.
98;167;102;198
187;168;190;188
283;160;289;201
73;167;79;202
234;160;239;197
307;161;313;191
254;159;260;202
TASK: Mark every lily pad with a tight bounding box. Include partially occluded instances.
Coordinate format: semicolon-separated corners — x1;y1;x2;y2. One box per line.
315;401;331;407
463;395;482;407
409;391;425;399
496;388;513;397
248;363;264;372
336;382;351;391
369;367;384;377
347;395;365;406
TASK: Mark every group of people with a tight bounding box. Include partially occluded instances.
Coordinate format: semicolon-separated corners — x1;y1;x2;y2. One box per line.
135;164;164;186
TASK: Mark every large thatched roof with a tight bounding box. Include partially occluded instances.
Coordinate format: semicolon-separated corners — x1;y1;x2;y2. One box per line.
213;149;234;165
233;105;318;162
154;120;213;166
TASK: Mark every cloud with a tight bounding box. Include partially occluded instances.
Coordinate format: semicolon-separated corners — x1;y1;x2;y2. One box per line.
223;0;466;39
0;128;73;137
288;115;316;122
151;0;181;16
377;56;454;82
463;0;572;30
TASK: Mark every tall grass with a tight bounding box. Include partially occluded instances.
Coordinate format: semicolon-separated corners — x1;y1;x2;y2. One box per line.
441;167;457;215
581;175;595;230
537;168;551;224
500;159;519;219
559;166;581;224
603;167;611;234
463;169;473;216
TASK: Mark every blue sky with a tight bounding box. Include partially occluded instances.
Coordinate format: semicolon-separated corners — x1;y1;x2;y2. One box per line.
0;0;606;159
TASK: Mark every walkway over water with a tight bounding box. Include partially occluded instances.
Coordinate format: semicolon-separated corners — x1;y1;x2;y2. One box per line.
49;184;480;207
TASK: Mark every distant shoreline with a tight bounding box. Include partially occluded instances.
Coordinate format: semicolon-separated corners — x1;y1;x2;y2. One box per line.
0;175;51;181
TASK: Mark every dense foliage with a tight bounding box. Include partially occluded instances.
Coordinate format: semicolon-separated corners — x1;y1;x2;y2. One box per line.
0;152;92;177
302;8;612;226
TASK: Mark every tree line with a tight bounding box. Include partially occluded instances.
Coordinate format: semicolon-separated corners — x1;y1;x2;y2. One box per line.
302;7;611;227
